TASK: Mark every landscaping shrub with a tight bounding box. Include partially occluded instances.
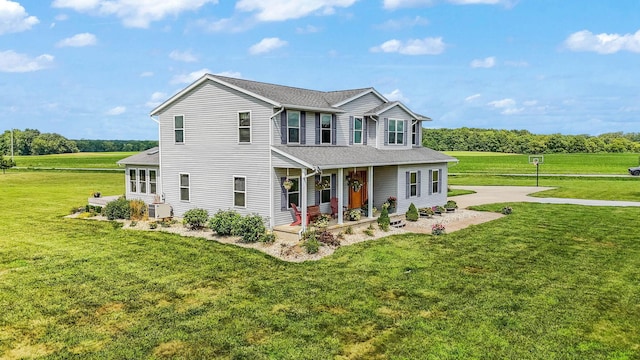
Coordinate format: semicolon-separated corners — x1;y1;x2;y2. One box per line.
183;208;209;230
236;214;266;243
302;238;320;254
129;200;147;220
432;223;446;235
209;209;242;236
103;197;131;220
406;202;419;222
260;231;277;243
378;206;390;231
318;230;340;247
84;204;102;214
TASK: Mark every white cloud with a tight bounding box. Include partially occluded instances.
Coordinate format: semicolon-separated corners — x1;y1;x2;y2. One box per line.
249;37;287;55
170;68;211;84
296;25;321;34
140;71;154;77
376;16;429;30
488;98;516;108
487;98;537;115
236;0;356;21
465;93;481;102
0;0;39;35
470;56;495;68
215;71;242;78
384;89;408;103
564;29;640;54
383;0;512;9
106;106;126;115
146;92;167;108
169;50;198;62
195;17;256;33
370;37;446;55
0;50;54;72
52;0;217;28
56;32;97;47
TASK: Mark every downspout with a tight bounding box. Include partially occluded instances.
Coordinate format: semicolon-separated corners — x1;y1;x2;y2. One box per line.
150;115;162;203
369;115;379;148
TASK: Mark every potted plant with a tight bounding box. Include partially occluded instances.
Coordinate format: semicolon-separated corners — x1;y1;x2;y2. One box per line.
283;178;294;190
92;191;101;198
315;178;330;191
419;207;434;218
348;178;362;192
347;209;362;221
433;205;445;215
385;196;397;213
445;200;458;212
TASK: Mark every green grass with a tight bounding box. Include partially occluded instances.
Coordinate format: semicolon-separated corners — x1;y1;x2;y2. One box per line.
447;152;640;175
1;172;640;358
12;152;135;169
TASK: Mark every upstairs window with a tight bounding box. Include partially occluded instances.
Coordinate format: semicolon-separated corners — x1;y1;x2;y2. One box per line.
234;176;246;207
321;114;332;144
238;112;251;143
288;111;300;143
353;117;363;144
174;115;184;143
412;122;419;146
388;119;404;145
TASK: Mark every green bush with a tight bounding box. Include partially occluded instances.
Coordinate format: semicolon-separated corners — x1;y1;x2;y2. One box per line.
260;231;277;243
236;214;266;243
377;206;390;231
183;208;209;230
103;197;131;220
302;238;320;254
209;209;242;236
406;202;419;222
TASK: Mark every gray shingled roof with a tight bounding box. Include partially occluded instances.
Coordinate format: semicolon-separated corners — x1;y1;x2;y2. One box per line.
213;75;372;110
117;147;159;166
272;145;457;169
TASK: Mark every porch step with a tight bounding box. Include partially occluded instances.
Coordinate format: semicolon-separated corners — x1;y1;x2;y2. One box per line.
390;219;406;228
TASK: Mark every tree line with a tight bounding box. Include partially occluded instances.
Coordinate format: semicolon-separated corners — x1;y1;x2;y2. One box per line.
422;128;640;153
0;129;158;155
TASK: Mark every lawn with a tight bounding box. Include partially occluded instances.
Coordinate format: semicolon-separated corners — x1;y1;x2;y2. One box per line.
447;152;640;175
1;172;639;358
12;152;135;169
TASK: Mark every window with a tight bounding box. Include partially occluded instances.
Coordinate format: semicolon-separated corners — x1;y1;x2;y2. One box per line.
321;114;332;144
353;117;363;144
238;112;251;143
320;175;331;203
432;169;440;194
174;115;184;143
409;171;418;197
388;119;404;145
129;169;137;193
287;177;300;208
139;169;147;194
287;111;300;143
234;176;246;207
412;122;418;146
179;173;190;201
149;170;157;194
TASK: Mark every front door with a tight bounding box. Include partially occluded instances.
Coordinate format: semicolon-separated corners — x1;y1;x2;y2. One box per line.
348;170;367;209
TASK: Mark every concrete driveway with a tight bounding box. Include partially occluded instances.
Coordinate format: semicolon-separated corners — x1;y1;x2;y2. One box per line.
450;186;640;208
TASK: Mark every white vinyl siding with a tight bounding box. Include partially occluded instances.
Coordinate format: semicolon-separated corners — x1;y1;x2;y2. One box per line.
174;115;184;144
234;176;246;208
238;111;251;143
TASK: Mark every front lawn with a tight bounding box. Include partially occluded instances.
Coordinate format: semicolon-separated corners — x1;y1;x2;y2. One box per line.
1;172;639;358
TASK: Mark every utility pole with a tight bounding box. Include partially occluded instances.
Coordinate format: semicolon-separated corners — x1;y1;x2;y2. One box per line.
10;128;14;160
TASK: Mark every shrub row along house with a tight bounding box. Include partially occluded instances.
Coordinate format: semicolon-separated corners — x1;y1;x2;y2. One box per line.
118;74;457;233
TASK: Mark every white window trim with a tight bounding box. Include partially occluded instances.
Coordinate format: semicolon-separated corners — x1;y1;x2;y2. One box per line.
388;118;404;145
233;175;247;208
409;171;418;198
353;116;364;145
320;174;332;204
287;111;301;144
129;168;137;193
432;169;440;194
179;172;190;202
320;113;332;144
149;169;158;195
138;168;148;194
287;176;301;209
238;111;252;144
174;114;185;144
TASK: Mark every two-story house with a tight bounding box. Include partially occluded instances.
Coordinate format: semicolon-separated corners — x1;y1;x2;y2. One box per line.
118;74;456;230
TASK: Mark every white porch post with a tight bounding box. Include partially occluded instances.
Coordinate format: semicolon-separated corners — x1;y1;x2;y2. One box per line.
367;166;374;218
301;168;307;230
337;167;344;224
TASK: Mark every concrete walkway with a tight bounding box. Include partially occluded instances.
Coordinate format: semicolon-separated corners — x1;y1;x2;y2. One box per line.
450;185;640;208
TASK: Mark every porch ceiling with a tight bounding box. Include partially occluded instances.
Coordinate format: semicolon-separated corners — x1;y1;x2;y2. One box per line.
271;145;457;170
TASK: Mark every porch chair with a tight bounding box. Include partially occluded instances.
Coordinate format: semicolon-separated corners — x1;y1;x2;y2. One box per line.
330;197;339;218
289;203;311;226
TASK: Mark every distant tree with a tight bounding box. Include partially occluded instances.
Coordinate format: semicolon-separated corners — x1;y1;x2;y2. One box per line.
30;133;79;155
0;155;15;174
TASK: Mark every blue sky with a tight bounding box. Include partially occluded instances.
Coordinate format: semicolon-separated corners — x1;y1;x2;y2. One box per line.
1;0;639;140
